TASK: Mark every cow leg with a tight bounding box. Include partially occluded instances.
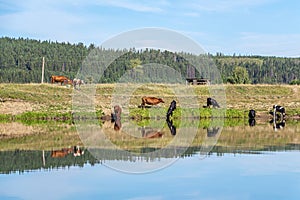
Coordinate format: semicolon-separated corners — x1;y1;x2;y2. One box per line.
141;101;145;109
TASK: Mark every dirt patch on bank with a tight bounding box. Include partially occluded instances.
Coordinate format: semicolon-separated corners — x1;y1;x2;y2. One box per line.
0;99;40;115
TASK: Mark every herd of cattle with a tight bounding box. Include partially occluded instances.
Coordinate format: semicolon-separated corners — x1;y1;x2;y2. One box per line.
50;75;84;89
140;96;286;119
50;75;286;132
110;95;287;139
50;97;286;159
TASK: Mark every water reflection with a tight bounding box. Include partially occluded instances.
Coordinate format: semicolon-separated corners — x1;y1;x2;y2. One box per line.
270;118;286;131
51;146;84;158
2;142;300;174
140;126;163;138
207;126;222;137
1;119;300;200
166;117;176;136
0;118;300;174
112;118;122;131
248;118;256;127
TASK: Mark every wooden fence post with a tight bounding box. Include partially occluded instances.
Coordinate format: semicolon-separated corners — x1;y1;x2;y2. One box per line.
41;57;45;83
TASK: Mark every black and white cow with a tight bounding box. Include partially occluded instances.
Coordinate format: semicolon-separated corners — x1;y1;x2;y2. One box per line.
73;78;84;90
207;97;220;108
273;105;286;119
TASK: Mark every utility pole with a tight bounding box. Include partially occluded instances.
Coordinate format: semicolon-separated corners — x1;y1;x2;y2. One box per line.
41;57;45;83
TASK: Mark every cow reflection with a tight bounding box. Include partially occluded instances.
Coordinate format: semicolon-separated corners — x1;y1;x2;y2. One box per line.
166;117;176;136
113;118;122;131
140;127;163;138
206;127;222;137
248;118;256;127
51;146;84;158
270;118;286;131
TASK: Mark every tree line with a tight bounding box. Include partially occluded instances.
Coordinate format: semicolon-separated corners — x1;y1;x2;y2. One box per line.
0;37;299;84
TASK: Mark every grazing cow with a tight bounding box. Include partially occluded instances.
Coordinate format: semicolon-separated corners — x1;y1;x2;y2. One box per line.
141;97;164;108
273;105;286;119
166;100;176;119
111;105;122;122
114;105;122;118
111;105;122;131
206;97;220;108
51;75;70;85
166;117;176;136
248;109;256;126
248;109;256;119
73;78;84;90
63;79;73;85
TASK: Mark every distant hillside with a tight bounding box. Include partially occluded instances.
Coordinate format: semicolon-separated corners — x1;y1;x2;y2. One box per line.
0;37;299;84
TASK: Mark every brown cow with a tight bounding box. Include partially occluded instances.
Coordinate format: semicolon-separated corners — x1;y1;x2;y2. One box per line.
63;79;73;86
112;105;122;131
51;75;71;85
141;96;164;108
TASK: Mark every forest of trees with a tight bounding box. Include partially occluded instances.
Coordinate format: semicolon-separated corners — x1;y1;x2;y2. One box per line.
0;37;299;84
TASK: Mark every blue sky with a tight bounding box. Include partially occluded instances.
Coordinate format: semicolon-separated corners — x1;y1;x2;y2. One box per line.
0;0;300;57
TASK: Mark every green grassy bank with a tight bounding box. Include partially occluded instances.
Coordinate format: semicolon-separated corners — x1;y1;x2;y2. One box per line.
0;83;299;121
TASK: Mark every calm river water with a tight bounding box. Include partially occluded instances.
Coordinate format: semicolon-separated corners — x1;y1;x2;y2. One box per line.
0;119;300;200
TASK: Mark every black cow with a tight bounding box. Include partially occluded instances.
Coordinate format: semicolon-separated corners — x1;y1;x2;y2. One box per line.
248;109;256;126
206;97;220;108
273;105;286;118
166;100;176;119
248;109;256;119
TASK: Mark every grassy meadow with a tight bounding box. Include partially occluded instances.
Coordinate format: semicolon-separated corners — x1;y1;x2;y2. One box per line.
0;83;300;151
0;83;299;120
